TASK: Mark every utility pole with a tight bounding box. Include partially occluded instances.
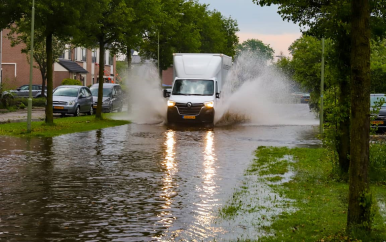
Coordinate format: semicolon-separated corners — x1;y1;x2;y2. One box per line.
27;0;35;133
320;38;325;134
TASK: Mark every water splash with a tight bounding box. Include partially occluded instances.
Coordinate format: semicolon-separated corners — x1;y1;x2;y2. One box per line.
215;51;317;126
119;52;317;126
122;64;166;124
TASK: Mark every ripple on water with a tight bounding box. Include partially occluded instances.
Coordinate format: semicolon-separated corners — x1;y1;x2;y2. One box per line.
0;123;320;241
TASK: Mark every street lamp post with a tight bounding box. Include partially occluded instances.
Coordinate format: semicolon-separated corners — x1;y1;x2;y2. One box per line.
320;38;325;134
27;0;35;132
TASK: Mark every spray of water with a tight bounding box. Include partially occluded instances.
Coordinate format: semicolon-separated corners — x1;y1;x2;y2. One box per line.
119;52;317;126
123;64;166;124
215;51;318;126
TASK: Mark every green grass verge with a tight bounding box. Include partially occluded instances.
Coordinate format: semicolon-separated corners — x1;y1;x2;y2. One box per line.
219;146;386;241
0;113;130;137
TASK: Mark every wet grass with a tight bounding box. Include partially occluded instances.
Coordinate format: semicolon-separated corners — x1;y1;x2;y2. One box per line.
0;113;130;137
219;146;386;241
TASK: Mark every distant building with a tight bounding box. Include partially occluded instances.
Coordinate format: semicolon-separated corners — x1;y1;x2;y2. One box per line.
0;29;116;89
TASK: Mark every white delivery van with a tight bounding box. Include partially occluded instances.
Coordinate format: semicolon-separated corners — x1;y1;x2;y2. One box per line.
164;53;232;125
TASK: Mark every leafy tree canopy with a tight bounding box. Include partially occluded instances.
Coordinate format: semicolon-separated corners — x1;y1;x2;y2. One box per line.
236;38;275;61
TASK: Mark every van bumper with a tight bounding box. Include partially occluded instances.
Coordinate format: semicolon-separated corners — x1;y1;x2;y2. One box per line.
167;106;214;124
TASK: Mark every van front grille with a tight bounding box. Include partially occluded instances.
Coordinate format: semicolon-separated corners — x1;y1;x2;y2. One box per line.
176;102;204;115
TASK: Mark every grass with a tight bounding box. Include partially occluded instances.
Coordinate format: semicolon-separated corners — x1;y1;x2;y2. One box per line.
0;113;130;137
219;146;386;241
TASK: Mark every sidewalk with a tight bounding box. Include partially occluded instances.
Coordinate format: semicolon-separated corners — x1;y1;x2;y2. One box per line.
0;107;46;123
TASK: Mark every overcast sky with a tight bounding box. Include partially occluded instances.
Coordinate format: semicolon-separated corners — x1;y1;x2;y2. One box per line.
198;0;303;56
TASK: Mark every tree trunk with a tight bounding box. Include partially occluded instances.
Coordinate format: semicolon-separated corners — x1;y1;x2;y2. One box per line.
347;0;371;234
126;46;132;70
337;78;350;173
95;40;105;119
45;33;54;124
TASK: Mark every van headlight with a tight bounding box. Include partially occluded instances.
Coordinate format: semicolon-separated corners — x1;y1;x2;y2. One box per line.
68;100;76;106
204;101;214;108
168;100;176;107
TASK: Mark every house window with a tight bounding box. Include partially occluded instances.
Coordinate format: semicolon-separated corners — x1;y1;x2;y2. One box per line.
109;53;114;66
82;48;87;61
92;49;96;63
74;48;78;61
59;51;65;59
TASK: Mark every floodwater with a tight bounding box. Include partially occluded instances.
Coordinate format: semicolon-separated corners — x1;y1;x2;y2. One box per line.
0;105;320;241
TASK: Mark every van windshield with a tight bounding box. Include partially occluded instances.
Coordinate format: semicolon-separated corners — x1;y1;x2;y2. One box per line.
172;79;214;96
370;95;386;107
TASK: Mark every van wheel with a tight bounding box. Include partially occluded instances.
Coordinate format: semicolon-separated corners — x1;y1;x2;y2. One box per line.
74;106;80;117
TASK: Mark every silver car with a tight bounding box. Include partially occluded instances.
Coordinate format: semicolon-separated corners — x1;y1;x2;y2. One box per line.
2;85;47;98
52;85;93;116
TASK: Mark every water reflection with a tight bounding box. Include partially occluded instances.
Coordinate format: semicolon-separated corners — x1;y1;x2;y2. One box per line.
200;131;217;224
157;130;177;233
0;123;320;241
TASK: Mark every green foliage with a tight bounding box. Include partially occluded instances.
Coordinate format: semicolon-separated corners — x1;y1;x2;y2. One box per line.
0;0;29;29
7;21;67;86
140;0;239;70
236;39;275;61
275;56;294;80
370;39;386;93
61;78;82;86
18;102;26;109
219;146;386;241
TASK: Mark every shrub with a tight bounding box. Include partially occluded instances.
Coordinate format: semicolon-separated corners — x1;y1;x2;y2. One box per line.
61;78;82;86
19;102;26;109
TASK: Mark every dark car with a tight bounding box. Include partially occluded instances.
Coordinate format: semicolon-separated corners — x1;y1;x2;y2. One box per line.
52;85;93;116
2;85;47;98
370;94;386;131
90;83;124;113
300;93;310;103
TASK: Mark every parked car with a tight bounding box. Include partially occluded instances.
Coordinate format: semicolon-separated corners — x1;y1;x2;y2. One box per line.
90;83;124;113
52;85;93;116
370;94;386;131
291;92;310;103
300;93;310;103
2;85;47;98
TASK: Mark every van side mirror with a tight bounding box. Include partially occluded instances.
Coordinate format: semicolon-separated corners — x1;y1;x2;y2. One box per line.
216;93;220;99
163;89;170;98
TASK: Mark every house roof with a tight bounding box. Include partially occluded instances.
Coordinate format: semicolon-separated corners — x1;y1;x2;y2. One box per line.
58;59;88;73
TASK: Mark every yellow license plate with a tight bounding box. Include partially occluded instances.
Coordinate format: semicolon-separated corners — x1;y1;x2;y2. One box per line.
183;116;196;119
304;99;309;101
54;106;64;109
371;121;384;125
93;105;97;108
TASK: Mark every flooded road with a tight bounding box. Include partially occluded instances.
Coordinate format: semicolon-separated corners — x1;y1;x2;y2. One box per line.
0;109;320;241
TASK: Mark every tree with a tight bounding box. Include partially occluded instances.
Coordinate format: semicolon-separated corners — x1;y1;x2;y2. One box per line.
140;0;239;72
253;0;386;235
0;0;28;29
236;38;274;61
16;0;83;124
114;0;161;70
347;0;371;234
8;22;66;97
75;0;133;119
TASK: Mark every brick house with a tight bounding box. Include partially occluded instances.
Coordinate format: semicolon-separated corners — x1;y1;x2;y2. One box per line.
0;29;116;89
